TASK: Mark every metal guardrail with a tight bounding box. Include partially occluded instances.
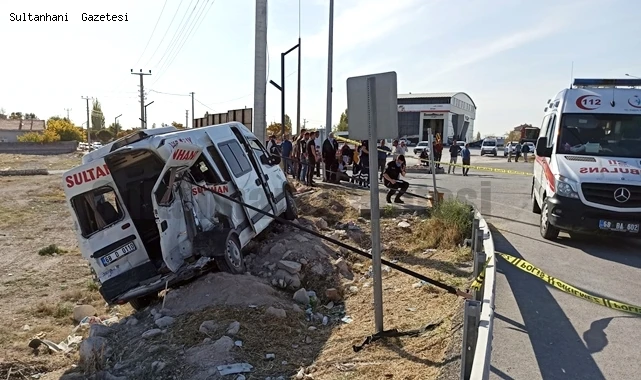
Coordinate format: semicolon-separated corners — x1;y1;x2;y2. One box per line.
460;211;496;380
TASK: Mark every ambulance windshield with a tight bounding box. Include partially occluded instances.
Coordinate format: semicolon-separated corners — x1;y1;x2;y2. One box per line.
557;113;641;158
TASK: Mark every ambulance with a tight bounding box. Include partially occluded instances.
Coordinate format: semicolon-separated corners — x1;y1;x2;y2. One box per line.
532;78;641;240
63;123;297;309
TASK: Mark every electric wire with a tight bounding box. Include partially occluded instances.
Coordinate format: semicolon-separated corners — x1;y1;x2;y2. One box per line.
132;0;169;69
152;0;200;75
143;0;186;68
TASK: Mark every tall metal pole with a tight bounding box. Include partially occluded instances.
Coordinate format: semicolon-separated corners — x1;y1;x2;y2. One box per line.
131;69;151;129
324;0;334;135
81;96;92;145
115;114;122;136
190;92;195;128
253;0;268;143
185;110;189;129
281;53;286;137
367;76;384;333
296;38;302;136
428;128;439;207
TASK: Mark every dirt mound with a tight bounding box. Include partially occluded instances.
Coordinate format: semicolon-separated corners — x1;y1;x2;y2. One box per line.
162;272;286;317
296;188;358;225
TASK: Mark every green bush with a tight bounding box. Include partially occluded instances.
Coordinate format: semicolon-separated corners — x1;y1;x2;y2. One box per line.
431;198;473;239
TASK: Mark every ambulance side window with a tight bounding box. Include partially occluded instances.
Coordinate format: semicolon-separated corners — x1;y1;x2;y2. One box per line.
218;140;252;178
71;186;124;238
206;146;232;182
546;114;557;148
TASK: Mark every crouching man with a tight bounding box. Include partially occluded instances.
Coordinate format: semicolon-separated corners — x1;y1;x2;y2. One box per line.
383;154;409;204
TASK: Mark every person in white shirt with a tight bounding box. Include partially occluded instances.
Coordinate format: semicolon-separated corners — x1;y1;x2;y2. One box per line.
394;140;407;159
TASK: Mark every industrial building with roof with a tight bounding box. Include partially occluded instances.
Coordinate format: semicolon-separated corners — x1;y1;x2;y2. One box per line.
397;92;476;145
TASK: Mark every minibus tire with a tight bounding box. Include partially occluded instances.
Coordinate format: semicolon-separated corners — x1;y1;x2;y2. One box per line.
540;198;559;240
129;293;159;311
284;188;298;220
216;232;245;275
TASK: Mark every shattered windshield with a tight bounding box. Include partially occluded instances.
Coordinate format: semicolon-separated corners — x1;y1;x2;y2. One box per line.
557;113;641;158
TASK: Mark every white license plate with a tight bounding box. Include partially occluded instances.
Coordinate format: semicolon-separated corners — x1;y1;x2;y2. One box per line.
100;242;137;266
599;220;640;233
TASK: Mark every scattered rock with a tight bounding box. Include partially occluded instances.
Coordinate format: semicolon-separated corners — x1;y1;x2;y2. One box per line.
315;218;329;230
272;269;301;289
293;288;310;305
348;286;359;293
305;336;312;344
125;317;139;326
213;336;235;352
266;353;276;360
325;288;341;302
89;324;111;338
79;336;107;365
235;340;243;347
152;361;166;373
72;304;97;323
278;260;302;274
21;325;30;331
269;243;287;256
266;306;287;319
310;263;326;276
203;338;212;343
299;258;308;265
236;375;246;380
155;316;175;328
292;304;303;313
334;258;352;278
199;320;217;334
226;321;241;335
293;235;309;243
141;329;162;339
398;221;411;229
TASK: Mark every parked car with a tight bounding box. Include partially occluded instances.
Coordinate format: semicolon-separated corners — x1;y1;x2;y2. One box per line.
62;123;296;310
480;139;498;156
504;142;516;156
413;141;431;155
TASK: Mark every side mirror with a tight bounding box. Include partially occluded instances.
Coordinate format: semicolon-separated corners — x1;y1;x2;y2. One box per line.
269;155;281;165
260;154;270;165
536;137;550;157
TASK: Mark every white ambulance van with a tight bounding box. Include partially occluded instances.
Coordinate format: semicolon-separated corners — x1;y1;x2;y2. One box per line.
63;122;298;309
532;78;641;240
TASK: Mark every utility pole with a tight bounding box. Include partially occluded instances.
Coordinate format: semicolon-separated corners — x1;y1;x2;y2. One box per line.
115;114;122;136
296;0;302;136
190;92;195;128
130;69;151;129
253;0;268;143
303;118;307;129
325;0;334;135
185;110;189;129
81;96;93;145
64;108;71;120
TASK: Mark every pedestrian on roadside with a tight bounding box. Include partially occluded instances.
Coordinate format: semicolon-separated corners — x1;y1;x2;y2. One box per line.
281;134;293;176
448;143;461;174
507;142;513;162
394;140;407;159
434;136;443;169
515;141;522;162
299;132;310;182
383;154;409;204
522;141;530;163
461;143;471;176
359;140;370;188
314;131;321;178
322;132;339;183
306;132;318;186
377;139;392;181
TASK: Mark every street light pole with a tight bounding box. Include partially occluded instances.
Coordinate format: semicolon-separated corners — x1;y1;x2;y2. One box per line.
144;101;154;129
270;43;300;137
325;0;334;136
115;114;122;136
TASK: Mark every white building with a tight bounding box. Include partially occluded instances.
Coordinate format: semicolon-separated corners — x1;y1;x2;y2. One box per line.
397;92;476;145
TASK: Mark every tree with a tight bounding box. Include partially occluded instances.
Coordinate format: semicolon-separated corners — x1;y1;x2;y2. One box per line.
18;130;61;143
506;123;534;142
9;112;23;120
152;123;157;129
171;121;185;129
97;129;114;143
107;122;122;135
46;117;86;141
335;109;348;132
475;131;481;141
24;113;38;120
91;99;105;130
116;128;141;139
266;114;292;136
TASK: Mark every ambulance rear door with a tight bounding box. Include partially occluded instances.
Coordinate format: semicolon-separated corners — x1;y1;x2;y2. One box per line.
151;143;203;272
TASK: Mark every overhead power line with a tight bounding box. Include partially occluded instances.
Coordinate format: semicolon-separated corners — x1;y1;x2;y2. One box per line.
143;0;186;68
132;0;169;69
149;89;190;96
153;0;199;72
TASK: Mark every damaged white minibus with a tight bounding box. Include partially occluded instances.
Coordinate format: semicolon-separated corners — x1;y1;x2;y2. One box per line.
63;122;297;309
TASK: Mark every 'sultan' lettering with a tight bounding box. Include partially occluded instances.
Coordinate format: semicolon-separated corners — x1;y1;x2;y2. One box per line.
579;167;640;174
65;164;110;188
191;185;229;196
172;149;198;161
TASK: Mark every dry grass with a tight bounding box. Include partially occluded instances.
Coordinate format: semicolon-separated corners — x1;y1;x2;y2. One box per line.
296;188;360;226
0;153;83;171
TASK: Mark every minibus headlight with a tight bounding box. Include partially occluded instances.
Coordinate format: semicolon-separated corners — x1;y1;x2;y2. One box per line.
555;175;579;199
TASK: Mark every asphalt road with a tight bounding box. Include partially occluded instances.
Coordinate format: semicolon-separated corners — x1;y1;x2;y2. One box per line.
403;148;641;380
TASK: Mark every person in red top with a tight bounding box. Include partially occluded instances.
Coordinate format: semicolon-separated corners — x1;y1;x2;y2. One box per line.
433;137;443;168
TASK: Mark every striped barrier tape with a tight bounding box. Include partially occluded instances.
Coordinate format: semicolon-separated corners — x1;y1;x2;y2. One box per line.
334;135;532;176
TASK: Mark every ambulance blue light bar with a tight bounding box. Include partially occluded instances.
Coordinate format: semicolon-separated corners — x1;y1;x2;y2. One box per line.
573;78;641;87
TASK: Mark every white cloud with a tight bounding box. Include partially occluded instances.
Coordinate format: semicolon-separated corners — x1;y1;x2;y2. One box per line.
302;0;436;59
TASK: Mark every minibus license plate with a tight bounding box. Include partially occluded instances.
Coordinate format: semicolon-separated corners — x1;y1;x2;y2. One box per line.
100;242;137;266
599;220;639;233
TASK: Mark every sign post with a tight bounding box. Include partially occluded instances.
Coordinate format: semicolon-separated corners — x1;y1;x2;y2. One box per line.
427;128;438;207
347;72;398;334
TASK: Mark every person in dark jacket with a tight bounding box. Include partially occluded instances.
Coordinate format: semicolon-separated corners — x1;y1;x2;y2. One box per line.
306;133;318;186
383;155;409;203
322;133;339;183
377;140;392;181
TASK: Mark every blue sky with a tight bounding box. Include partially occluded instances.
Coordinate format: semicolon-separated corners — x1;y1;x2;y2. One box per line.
1;0;639;136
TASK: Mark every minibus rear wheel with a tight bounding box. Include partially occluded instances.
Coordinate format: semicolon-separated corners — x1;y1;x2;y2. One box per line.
215;232;246;275
129;293;159;311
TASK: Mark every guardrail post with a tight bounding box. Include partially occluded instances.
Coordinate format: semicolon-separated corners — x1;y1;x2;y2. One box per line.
472;251;487;302
460;299;481;380
475;224;484;256
471;218;480;254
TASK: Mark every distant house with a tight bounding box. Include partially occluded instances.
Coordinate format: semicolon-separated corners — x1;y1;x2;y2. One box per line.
0;118;46;142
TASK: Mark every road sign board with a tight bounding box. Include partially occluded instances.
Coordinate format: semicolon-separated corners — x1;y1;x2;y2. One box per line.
346;72;398;140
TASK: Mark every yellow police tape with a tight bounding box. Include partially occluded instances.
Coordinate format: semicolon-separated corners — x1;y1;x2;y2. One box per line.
334;135;532;177
470;256;491;291
471;252;641;315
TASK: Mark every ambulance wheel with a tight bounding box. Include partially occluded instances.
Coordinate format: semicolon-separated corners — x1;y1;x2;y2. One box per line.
129;293;159;311
216;232;245;274
284;188;298;220
531;185;541;214
540;198;559;240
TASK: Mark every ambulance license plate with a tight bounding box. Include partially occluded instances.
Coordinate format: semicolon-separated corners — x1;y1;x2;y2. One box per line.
599;220;640;233
100;242;137;266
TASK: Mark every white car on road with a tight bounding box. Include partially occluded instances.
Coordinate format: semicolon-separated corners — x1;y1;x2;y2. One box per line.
413;141;430;155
